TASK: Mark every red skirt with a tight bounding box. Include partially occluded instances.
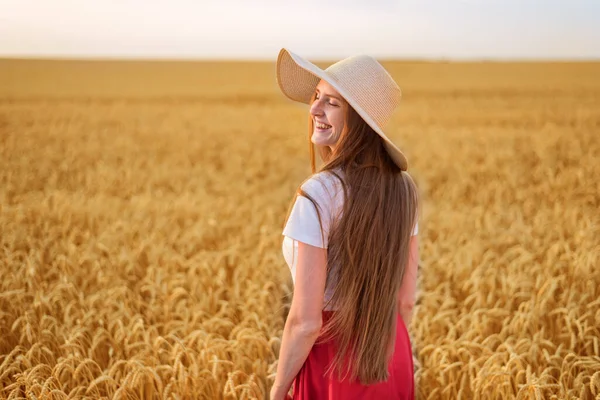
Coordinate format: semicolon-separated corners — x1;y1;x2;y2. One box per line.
292;311;414;400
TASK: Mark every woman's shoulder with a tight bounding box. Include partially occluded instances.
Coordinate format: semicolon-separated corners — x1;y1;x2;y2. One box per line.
300;169;343;200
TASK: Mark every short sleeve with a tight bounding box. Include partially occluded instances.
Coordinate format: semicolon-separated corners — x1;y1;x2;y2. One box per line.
283;196;327;248
282;173;336;249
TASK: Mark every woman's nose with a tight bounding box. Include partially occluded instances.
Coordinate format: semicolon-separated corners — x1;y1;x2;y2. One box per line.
310;100;323;117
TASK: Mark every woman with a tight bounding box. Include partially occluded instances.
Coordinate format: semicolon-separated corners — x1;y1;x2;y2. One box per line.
271;48;420;400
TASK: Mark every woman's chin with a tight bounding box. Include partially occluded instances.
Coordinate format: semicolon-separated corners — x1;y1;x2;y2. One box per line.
311;132;333;146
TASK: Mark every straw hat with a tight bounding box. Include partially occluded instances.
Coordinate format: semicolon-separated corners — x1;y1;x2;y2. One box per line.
276;48;408;171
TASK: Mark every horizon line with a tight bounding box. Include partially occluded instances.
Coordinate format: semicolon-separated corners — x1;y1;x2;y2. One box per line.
3;55;600;64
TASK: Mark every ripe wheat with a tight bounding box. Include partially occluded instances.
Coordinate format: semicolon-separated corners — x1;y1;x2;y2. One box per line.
0;59;598;399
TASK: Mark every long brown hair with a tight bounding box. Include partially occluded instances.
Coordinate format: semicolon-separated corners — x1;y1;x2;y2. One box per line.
284;92;419;384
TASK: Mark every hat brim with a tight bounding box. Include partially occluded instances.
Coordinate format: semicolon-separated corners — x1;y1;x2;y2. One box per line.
276;48;408;171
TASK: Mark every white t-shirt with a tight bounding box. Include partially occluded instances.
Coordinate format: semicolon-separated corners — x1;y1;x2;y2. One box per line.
281;169;418;310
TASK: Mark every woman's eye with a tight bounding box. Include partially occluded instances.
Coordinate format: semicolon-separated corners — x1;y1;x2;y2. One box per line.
314;92;338;106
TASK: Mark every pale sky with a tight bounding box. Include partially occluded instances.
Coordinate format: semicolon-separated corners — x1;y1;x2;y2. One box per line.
1;0;599;60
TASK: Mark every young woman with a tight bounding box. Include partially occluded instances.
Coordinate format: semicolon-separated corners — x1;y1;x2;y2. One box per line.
271;48;420;400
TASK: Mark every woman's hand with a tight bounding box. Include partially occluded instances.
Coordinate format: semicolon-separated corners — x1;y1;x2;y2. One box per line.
269;384;292;400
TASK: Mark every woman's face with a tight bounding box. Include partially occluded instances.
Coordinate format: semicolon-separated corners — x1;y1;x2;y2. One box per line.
309;79;347;151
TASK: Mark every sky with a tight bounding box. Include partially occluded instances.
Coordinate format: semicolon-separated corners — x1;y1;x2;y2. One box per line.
1;0;599;60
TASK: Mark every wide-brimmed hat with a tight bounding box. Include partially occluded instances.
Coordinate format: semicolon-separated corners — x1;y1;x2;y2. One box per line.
276;48;408;171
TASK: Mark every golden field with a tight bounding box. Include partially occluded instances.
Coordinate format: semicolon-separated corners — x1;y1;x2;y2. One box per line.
0;59;599;399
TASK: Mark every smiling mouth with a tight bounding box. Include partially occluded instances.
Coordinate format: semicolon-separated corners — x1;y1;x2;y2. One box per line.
315;122;332;129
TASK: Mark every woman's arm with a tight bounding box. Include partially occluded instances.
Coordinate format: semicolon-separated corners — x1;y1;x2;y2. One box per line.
271;241;328;400
398;235;420;327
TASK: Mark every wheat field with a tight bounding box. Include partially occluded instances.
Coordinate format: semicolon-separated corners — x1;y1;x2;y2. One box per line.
0;59;599;399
